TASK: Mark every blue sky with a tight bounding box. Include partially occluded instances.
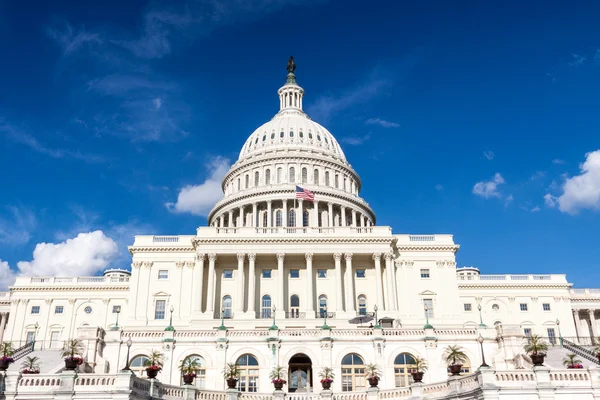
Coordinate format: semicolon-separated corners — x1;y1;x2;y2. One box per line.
0;0;599;288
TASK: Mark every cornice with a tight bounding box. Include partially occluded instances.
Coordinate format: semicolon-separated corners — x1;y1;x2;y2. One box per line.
191;237;394;247
570;298;600;302
458;283;571;290
397;245;460;254
129;246;194;254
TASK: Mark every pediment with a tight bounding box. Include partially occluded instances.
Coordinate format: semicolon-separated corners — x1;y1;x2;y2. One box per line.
419;290;437;296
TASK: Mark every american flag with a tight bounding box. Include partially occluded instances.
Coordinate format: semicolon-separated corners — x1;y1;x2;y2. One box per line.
295;186;314;202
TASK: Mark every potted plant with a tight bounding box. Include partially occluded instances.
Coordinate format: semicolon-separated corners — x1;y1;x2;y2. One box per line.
144;350;164;379
180;357;200;385
61;339;85;370
443;345;468;376
410;356;428;383
270;366;287;390
563;353;583;369
365;364;381;388
524;335;548;366
21;356;41;374
0;342;15;371
223;362;240;389
319;366;335;390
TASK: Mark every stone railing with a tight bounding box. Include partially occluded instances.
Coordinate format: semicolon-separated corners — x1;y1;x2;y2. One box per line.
458;274;568;283
571;288;600;296
197;226;391;237
18;275;130;285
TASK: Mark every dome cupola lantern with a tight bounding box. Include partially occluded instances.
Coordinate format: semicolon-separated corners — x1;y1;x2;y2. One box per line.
278;56;304;112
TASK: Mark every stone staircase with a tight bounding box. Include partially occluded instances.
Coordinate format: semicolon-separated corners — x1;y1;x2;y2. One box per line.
7;349;64;373
544;344;600;369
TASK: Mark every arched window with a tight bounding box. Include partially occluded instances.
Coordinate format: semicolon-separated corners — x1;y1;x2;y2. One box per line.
335;175;339;189
262;211;268;228
325;171;330;186
275;210;283;227
129;355;150;377
318;295;327;318
303;210;309;227
245;175;249;189
301;168;307;183
277;168;282;184
280;131;284;138
237;178;241;191
313;169;319;184
262;135;266;142
290;295;300;318
254;171;259;187
289;167;295;183
180;355;206;388
271;132;275;139
394;353;417;387
288;210;295;227
261;295;272;319
341;353;366;391
236;354;259;392
290;131;294;137
308;131;313;139
265;170;271;185
299;131;304;138
222;296;232;319
358;295;367;316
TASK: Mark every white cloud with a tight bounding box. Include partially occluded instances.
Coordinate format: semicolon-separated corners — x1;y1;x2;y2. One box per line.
153;97;162;110
548;150;600;214
0;206;37;246
569;53;586;67
435;184;444;191
552;159;566;165
504;194;514;207
0;260;16;290
17;231;118;277
531;206;541;212
365;118;399;128
472;173;505;199
544;193;557;208
46;23;102;56
341;134;371;146
483;150;495;160
166;157;230;216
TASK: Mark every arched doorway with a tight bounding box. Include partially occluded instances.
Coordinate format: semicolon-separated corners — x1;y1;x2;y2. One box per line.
288;353;312;392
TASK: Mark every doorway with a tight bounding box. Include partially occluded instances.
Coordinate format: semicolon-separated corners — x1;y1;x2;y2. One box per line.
288;353;313;392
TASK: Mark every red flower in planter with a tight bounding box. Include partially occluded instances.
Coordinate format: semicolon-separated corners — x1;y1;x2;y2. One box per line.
320;378;333;384
146;365;162;372
1;356;14;363
65;357;84;365
271;378;287;384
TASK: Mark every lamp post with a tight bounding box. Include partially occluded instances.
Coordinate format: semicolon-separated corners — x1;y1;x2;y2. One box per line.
270;305;278;330
477;304;487;328
111;306;121;331
477;334;489;368
165;305;175;332
373;305;381;329
34;322;39;350
122;337;133;371
424;304;433;330
556;319;562;346
321;306;330;330
218;308;227;331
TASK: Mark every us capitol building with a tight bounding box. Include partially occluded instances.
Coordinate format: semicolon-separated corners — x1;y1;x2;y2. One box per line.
1;60;600;400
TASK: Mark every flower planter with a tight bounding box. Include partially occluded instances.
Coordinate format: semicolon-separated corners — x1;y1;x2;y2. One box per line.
226;378;238;389
273;381;284;390
367;376;379;387
64;358;79;371
411;372;424;383
321;380;332;390
449;364;462;376
0;359;11;371
183;374;195;385
22;370;40;374
147;368;159;379
530;354;545;366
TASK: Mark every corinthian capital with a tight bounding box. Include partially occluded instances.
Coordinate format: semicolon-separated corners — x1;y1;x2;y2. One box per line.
276;253;285;261
333;253;342;261
384;252;394;261
305;252;313;261
175;261;186;269
248;253;256;261
372;253;382;262
142;261;153;269
196;253;206;262
344;253;353;261
208;253;217;262
132;261;143;269
237;253;246;262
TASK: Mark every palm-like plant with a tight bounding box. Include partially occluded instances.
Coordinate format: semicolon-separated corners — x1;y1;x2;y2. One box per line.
179;357;200;376
61;339;84;359
563;353;582;368
223;362;241;379
269;365;287;382
412;356;429;373
1;342;14;358
443;345;468;366
318;366;335;382
144;350;164;370
523;335;549;355
21;356;41;373
365;363;381;378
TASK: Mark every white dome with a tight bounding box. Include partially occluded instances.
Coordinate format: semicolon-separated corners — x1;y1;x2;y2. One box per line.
238;111;347;163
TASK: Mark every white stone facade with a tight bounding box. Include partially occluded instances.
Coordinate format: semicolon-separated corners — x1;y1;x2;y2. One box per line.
1;66;600;400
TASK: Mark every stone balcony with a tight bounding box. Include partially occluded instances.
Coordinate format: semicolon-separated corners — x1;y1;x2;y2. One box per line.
457;274;568;283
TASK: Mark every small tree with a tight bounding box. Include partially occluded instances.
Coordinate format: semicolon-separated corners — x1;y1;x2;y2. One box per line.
412;356;429;373
21;356;41;373
270;366;287;383
223;362;241;379
443;345;468;366
179;357;200;376
318;366;335;383
144;350;164;371
365;363;381;378
563;353;582;368
61;339;84;360
0;342;14;363
523;335;549;356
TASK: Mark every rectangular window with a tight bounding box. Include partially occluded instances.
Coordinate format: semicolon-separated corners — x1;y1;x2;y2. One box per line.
524;328;532;338
54;306;64;314
420;269;430;279
50;331;60;348
464;303;472;312
356;269;366;278
155;300;166;320
290;269;300;278
223;269;233;279
31;306;40;314
112;305;121;313
542;303;551;311
317;269;327;278
26;331;35;344
423;299;434;318
158;270;168;280
262;269;272;279
520;303;528;311
547;328;557;345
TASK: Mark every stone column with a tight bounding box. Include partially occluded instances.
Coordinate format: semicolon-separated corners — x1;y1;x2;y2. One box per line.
296;199;303;228
267;200;272;227
373;254;384;311
193;253;205;314
276;253;285;311
341;206;347;227
206;254;217;315
236;254;245;313
362;215;367;227
351;209;357;227
333;253;344;314
228;210;233;228
283;200;288;227
384;253;397;311
305;253;314;317
219;214;225;228
588;309;598;340
344;253;355;313
238;205;244;227
0;313;7;344
573;309;582;340
247;254;256;316
313;200;320;227
327;203;333;227
252;203;257;227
